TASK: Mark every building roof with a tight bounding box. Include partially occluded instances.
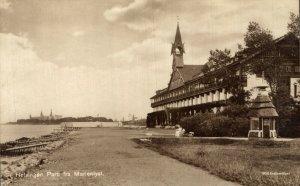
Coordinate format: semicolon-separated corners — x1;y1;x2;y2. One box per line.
248;108;279;118
151;27;299;99
178;65;204;82
174;24;182;45
250;102;275;109
248;94;279;117
252;95;272;103
232;32;299;65
173;55;184;67
155;88;168;95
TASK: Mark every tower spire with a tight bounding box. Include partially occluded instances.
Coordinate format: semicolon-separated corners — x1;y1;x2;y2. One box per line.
171;18;185;70
174;23;182;45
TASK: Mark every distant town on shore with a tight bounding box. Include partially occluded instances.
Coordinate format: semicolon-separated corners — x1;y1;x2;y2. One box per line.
7;110;147;125
8;110;114;124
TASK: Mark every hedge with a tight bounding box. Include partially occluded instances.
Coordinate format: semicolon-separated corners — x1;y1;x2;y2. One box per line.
179;105;250;137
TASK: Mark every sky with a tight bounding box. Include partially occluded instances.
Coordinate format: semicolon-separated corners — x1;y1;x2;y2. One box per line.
0;0;298;122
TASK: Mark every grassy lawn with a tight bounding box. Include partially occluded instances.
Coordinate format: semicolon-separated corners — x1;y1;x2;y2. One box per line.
134;137;300;186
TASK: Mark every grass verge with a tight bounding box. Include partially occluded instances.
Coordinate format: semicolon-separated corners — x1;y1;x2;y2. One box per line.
133;137;300;186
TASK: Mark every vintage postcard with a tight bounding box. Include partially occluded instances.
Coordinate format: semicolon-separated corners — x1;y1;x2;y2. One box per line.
0;0;299;185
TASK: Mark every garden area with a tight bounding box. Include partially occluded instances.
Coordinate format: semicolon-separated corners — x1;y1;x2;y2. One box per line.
179;103;300;138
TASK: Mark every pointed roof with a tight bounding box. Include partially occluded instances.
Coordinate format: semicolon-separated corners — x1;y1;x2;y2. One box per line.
177;65;204;82
230;32;299;66
248;94;278;117
174;24;182;45
166;65;204;91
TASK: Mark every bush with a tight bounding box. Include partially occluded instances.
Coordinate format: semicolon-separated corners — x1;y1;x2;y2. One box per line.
217;116;235;136
278;121;300;138
220;104;250;118
180;112;214;133
278;106;300;138
194;120;213;136
197;116;249;137
180;112;249;137
206;116;234;136
232;117;249;136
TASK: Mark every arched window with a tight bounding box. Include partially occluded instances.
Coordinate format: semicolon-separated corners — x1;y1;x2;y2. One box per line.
175;47;181;54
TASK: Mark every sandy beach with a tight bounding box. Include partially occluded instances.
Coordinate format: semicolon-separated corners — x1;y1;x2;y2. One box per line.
6;128;238;186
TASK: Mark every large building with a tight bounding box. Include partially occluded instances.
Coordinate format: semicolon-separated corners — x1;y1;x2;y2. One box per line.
147;24;300;127
30;109;62;121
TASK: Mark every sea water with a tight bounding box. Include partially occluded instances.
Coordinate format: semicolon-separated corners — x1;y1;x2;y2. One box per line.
0;124;60;143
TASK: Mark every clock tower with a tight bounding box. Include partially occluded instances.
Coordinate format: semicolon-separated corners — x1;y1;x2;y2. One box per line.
171;23;185;71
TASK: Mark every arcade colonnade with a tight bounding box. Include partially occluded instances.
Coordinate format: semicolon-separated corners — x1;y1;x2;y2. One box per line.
147;88;231;127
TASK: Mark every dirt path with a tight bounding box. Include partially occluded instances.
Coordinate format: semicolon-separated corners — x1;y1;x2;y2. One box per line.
12;128;239;186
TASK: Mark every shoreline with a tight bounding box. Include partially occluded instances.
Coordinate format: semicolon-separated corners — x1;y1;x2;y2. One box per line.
3;123;61;125
0;124;61;143
0;129;79;185
7;128;238;186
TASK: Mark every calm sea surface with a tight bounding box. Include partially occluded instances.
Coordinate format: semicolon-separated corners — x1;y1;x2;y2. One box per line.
0;124;60;143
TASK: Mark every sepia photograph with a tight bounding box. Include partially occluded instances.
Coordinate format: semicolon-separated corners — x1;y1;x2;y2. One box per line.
0;0;299;185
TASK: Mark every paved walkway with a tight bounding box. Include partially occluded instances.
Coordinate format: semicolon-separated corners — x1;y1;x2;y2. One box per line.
12;128;239;186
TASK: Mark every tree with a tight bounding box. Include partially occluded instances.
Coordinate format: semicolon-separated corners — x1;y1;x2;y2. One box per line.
243;21;299;136
243;22;281;101
244;22;273;49
203;49;232;85
287;12;299;38
205;49;250;104
208;49;231;75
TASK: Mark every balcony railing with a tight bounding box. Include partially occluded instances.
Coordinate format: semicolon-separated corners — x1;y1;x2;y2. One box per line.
151;84;224;107
151;75;248;108
149;100;228;114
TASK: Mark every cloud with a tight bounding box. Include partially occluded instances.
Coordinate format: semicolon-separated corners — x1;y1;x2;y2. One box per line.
0;0;10;9
107;37;172;89
149;0;298;65
104;0;166;31
0;33;166;123
1;0;298;123
54;53;66;61
72;30;85;37
108;38;170;68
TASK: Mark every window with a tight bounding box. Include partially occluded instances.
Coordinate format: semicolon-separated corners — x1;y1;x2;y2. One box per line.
251;119;259;130
286;66;292;72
